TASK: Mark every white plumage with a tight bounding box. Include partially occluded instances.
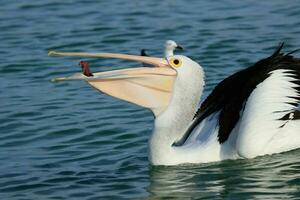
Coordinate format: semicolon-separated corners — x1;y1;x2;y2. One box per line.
237;69;300;157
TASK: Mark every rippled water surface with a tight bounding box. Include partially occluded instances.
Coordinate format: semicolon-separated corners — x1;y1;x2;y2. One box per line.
1;0;300;199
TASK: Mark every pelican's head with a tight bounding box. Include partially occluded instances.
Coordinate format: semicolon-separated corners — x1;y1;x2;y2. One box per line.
167;55;200;75
164;40;183;58
49;50;203;118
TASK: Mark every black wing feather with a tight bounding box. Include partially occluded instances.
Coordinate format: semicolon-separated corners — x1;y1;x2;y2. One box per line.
183;43;300;145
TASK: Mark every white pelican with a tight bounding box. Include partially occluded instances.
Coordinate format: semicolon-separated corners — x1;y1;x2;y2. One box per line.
49;43;300;165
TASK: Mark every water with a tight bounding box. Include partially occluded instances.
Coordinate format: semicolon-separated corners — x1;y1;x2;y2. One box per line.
1;0;300;199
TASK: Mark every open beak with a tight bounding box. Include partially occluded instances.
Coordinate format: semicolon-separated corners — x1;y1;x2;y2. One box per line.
49;51;177;116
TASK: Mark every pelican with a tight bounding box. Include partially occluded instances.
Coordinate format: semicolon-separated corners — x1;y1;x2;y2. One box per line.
49;43;300;165
140;40;183;66
164;40;183;58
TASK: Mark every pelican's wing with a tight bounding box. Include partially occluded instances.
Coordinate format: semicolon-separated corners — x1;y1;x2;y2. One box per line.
180;44;300;155
236;68;300;157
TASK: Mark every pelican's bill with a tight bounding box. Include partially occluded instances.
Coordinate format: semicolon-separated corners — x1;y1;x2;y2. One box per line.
50;51;177;116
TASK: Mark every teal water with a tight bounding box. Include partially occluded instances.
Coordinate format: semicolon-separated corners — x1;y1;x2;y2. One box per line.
1;0;300;199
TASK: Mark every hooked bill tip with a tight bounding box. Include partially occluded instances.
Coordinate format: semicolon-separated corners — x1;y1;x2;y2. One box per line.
51;77;66;82
48;51;56;56
176;45;183;50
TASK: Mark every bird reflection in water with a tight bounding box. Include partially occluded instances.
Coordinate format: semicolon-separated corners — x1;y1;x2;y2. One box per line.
146;149;300;199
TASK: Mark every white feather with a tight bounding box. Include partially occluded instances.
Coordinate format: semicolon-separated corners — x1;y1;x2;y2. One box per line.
236;69;300;158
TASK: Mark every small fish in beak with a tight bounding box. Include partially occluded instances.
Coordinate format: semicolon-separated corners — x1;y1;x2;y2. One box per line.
79;61;93;77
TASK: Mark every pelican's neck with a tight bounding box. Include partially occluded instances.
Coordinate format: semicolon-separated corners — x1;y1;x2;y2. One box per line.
149;66;205;165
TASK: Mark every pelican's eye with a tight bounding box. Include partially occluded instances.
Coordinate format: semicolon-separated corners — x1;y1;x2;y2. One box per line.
169;58;182;68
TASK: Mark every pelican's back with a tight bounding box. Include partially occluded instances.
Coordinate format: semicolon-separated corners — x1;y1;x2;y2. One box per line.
182;44;300;158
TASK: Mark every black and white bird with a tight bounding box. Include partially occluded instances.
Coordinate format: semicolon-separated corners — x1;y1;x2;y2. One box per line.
49;43;300;165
